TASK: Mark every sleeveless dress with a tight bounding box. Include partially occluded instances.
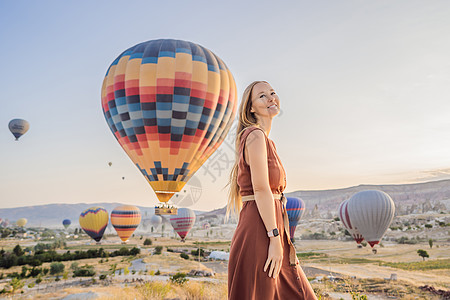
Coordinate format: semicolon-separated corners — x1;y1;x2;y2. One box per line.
228;127;317;300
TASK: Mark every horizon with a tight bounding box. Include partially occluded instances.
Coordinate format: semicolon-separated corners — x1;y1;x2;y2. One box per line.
1;1;450;211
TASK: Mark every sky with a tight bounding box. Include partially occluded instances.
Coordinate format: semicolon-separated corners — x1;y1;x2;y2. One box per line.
1;0;450;211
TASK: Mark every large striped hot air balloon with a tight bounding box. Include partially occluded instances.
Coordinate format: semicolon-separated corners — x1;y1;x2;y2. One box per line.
170;208;195;242
62;219;71;229
338;200;364;244
286;197;306;243
347;190;395;248
79;207;109;243
8;119;30;141
111;205;142;242
101;39;237;210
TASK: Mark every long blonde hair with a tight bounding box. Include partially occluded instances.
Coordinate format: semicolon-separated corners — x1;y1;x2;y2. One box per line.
226;81;267;219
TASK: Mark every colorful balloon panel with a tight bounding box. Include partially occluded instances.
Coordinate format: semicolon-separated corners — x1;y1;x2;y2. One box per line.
79;207;109;242
9;119;30;140
286;197;305;242
111;205;142;242
101;39;237;203
62;219;71;229
347;190;395;247
170;207;195;241
338;200;364;244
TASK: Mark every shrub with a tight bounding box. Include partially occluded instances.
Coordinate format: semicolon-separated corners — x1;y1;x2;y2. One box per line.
180;253;189;260
154;246;163;255
143;238;152;246
169;272;188;285
73;265;95;277
424;224;432;229
99;274;107;280
155;270;161;275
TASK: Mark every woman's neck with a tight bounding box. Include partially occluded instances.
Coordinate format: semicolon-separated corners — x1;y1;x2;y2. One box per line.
257;117;272;136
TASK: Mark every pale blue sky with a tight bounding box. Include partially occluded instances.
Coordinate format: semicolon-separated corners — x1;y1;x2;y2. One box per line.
1;0;450;211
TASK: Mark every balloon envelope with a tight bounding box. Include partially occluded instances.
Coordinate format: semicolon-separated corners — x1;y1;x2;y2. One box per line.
347;190;395;247
286;197;305;242
79;207;109;242
111;205;142;242
170;208;195;241
16;218;27;227
62;219;71;229
8;119;30;140
101;39;237;203
338;200;364;244
150;214;162;227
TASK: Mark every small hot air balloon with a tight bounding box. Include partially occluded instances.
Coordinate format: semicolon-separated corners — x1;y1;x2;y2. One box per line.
285;197;306;243
111;205;142;243
101;39;237;211
108;162;112;167
170;208;195;242
16;218;27;228
150;214;162;228
347;190;395;248
9;119;30;141
338;200;364;244
62;219;71;229
79;207;109;243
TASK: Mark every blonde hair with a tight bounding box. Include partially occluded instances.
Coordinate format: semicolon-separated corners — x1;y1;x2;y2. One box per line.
226;81;268;219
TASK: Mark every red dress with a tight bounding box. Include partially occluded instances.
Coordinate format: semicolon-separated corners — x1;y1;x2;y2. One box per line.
228;127;317;300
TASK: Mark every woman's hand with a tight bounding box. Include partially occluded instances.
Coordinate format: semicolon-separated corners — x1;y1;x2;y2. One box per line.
264;236;283;278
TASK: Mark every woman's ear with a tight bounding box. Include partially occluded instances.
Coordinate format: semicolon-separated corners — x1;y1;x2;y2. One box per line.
250;106;255;113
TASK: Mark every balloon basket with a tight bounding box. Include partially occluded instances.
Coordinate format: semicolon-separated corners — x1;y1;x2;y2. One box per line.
155;205;178;215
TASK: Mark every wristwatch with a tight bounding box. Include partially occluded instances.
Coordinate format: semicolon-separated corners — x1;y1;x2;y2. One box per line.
267;228;279;238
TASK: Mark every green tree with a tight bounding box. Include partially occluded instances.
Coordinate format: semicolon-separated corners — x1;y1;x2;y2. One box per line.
428;239;433;249
124;266;130;275
417;249;429;261
143;238;152;246
13;245;24;257
50;262;65;275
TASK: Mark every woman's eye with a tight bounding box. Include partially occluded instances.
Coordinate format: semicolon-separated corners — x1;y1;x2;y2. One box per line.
271;92;276;95
259;94;266;98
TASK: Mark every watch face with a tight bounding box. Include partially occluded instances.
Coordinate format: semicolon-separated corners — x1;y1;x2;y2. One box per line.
273;228;279;236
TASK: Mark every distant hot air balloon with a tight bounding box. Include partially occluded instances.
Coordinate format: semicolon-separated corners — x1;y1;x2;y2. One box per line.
111;205;142;243
8;119;30;141
286;197;306;243
101;39;237;209
79;207;109;243
150;214;162;228
108;162;112;167
62;219;71;229
170;208;195;242
338;200;364;244
347;190;395;248
16;218;27;228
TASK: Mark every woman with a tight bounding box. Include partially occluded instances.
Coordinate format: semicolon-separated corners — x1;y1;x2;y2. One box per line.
227;81;317;300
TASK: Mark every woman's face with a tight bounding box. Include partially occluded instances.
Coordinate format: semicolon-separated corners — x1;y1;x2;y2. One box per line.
250;82;280;119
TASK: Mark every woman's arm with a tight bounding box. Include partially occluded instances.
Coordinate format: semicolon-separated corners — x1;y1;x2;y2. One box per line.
245;129;283;278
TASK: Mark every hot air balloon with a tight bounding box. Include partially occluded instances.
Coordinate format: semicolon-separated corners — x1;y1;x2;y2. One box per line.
62;219;71;229
16;218;27;228
108;162;112;167
150;214;162;228
346;190;395;248
285;197;306;243
79;207;109;243
338;200;364;244
101;39;237;214
111;205;142;243
170;208;195;242
8;119;30;141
